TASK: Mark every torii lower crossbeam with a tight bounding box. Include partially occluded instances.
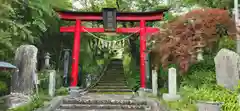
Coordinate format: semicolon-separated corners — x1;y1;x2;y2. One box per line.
60;26;159;34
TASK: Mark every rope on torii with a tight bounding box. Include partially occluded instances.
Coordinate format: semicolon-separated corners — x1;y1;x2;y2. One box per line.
82;28;140;50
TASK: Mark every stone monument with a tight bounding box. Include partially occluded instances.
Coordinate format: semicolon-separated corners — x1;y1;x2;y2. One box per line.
11;45;38;95
9;45;38;109
162;67;181;101
214;48;240;90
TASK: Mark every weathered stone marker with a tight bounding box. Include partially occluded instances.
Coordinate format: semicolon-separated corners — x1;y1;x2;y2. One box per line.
63;49;70;86
12;45;38;95
152;70;158;96
48;70;56;97
214;48;240;90
9;45;37;109
163;67;181;101
197;101;223;111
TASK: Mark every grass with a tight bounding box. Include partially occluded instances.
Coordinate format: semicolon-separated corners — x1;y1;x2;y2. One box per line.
7;93;51;111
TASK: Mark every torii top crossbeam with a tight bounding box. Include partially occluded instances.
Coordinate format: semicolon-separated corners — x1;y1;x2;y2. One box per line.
56;8;168;89
57;9;168;21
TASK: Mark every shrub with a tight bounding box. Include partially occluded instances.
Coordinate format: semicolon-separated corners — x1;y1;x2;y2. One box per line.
218;36;236;51
123;51;140;91
181;71;216;88
55;87;68;96
0;81;8;96
187;56;215;73
0;71;11;96
177;85;240;111
151;8;236;74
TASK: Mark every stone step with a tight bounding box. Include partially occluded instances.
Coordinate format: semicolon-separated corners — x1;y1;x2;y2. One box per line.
103;74;124;77
94;86;128;89
105;73;124;75
97;81;126;84
99;78;125;80
106;71;124;73
56;109;145;111
62;99;147;105
103;74;124;76
59;104;146;110
89;89;132;92
103;75;125;77
97;83;126;86
107;67;123;69
106;70;124;73
100;77;125;80
99;80;126;84
98;81;126;83
107;68;123;70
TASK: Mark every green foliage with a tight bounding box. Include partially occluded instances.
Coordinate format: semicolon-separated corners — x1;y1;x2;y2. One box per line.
166;70;240;111
166;84;240;111
123;50;140;91
55;87;68;96
218;36;236;51
163;12;178;22
8;95;46;111
0;0;71;61
165;55;240;111
181;71;216;88
188;56;215;73
38;70;64;92
38;70;50;90
0;71;11;96
0;81;7;96
182;0;233;9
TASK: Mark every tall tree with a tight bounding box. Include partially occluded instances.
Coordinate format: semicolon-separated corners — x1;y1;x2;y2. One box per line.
0;0;71;61
182;0;233;9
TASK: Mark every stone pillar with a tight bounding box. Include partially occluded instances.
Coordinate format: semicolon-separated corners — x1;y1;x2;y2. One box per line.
48;70;56;97
163;67;181;101
234;0;240;54
236;21;240;54
152;70;158;96
44;52;51;69
63;49;70;86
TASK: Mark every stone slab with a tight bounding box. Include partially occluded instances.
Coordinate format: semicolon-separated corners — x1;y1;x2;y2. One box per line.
214;48;240;90
162;93;181;101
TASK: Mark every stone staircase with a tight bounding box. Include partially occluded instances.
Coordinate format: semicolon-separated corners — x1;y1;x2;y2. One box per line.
89;59;132;92
54;59;167;111
55;93;152;111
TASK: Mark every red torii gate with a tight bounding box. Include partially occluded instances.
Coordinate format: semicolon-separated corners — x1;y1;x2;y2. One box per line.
56;8;168;89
